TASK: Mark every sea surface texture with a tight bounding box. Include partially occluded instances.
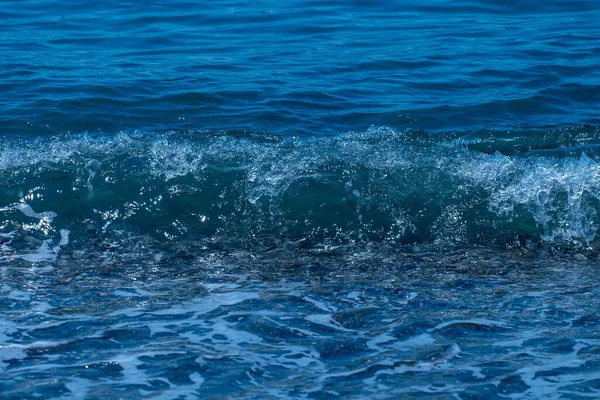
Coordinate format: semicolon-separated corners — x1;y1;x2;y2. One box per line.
1;1;600;399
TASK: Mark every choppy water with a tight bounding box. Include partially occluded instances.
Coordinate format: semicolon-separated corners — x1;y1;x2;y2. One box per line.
2;1;600;399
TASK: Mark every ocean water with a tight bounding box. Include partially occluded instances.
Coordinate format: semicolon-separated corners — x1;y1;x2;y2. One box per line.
1;1;600;399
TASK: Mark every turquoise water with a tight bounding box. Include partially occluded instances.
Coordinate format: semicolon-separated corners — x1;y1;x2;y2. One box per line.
1;1;600;398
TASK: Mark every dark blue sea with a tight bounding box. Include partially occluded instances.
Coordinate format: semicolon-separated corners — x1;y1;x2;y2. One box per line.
2;1;600;398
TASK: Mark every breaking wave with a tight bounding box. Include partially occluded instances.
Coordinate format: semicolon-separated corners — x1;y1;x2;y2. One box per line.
2;125;600;252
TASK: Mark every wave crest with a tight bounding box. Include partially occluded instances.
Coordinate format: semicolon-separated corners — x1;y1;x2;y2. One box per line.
2;126;600;250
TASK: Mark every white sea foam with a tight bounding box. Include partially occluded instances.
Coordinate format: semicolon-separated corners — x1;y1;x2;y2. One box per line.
0;203;57;221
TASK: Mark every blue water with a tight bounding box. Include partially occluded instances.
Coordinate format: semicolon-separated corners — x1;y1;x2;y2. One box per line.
2;1;600;398
2;1;599;135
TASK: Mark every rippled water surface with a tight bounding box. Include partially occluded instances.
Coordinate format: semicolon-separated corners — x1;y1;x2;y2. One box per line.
2;0;599;135
2;0;600;399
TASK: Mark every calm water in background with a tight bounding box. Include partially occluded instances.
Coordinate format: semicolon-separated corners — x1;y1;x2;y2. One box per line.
1;1;600;399
2;0;600;135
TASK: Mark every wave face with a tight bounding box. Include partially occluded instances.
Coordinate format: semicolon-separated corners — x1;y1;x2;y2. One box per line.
2;126;600;251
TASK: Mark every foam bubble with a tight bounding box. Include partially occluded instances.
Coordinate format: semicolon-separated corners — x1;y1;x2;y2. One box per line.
13;204;57;221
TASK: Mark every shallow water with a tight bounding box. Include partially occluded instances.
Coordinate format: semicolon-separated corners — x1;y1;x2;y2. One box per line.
2;0;600;398
2;243;600;399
